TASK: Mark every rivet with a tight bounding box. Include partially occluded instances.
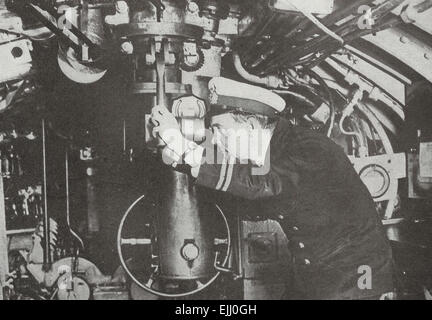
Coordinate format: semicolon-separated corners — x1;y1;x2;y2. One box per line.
400;36;409;44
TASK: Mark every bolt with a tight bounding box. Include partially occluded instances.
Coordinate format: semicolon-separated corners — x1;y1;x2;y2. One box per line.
116;1;128;14
120;41;133;54
187;1;199;13
400;36;409;44
182;243;199;261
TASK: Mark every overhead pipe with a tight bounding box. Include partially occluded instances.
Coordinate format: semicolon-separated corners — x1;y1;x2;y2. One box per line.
241;11;279;59
284;0;343;44
256;0;406;74
233;53;282;88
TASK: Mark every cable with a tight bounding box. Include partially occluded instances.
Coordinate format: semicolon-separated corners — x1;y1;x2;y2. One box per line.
339;113;364;150
306;70;336;137
65;150;85;251
296;8;344;45
0;29;26;39
233;53;281;88
272;89;317;107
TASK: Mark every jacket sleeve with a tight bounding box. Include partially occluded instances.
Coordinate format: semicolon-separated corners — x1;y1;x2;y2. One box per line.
194;145;283;200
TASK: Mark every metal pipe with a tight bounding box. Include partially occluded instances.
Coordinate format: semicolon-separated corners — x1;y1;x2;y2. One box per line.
241;12;279;58
339;113;366;156
307;70;336;137
243;15;306;70
256;33;331;74
155;45;167;108
373;0;407;19
27;4;82;54
252;10;338;72
281;18;310;41
338;89;368;157
319;0;374;27
289;12;401;71
287;1;343;44
257;0;405;74
65;150;84;251
263;16;358;71
42;118;51;272
415;0;432;13
233;53;281;88
272;89;317;107
0;175;8;300
252;3;355;73
236;216;243;279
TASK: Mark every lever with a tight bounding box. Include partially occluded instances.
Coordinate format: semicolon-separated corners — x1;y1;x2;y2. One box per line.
155;41;168;109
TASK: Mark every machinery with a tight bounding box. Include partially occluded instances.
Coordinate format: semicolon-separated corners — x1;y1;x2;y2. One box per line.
0;0;432;300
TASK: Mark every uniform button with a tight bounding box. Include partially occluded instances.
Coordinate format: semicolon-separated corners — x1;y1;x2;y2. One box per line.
304;259;311;265
299;242;305;249
293;226;299;231
277;214;284;220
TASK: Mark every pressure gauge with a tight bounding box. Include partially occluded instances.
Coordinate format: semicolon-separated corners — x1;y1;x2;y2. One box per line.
359;164;391;199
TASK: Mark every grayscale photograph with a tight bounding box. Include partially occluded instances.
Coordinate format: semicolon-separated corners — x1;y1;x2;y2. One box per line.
0;0;432;305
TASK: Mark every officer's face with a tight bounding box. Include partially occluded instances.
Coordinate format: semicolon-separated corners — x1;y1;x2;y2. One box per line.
210;113;269;163
210;113;251;160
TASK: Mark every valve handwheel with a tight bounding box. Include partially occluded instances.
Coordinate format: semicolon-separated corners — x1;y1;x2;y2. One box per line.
117;195;231;298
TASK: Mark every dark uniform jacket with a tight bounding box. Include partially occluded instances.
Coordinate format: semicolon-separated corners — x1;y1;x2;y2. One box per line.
194;118;394;299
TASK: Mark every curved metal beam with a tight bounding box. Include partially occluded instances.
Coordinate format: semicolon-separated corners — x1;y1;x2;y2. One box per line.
363;26;432;83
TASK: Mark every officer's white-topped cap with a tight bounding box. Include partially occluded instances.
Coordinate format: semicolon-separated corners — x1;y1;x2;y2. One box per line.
208;77;286;117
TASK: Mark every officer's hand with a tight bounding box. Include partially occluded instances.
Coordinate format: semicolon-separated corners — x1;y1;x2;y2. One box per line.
150;105;182;145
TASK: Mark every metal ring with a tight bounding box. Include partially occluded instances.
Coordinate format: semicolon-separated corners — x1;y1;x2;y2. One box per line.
117;195;231;298
359;164;391;199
